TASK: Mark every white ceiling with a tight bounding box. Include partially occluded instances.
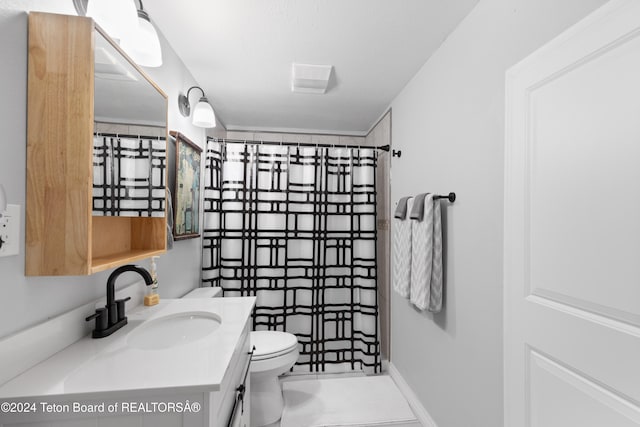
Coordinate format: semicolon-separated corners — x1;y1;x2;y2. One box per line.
146;0;479;135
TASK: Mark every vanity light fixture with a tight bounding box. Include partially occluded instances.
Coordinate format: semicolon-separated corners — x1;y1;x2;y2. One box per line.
75;0;163;68
85;0;138;43
178;86;217;128
120;0;163;67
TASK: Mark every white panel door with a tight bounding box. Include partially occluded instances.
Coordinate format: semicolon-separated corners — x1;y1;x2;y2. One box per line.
504;1;640;426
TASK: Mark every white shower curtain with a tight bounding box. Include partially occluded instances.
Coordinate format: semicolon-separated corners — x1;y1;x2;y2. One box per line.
92;134;166;217
203;140;381;373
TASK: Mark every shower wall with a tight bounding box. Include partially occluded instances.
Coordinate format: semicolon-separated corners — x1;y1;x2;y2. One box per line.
365;111;391;361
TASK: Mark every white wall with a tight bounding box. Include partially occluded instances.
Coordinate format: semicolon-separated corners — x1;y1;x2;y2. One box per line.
389;0;607;426
365;112;391;360
0;1;221;339
226;130;364;145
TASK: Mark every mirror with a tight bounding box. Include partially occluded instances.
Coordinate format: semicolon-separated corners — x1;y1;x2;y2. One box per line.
94;30;165;126
92;29;168;218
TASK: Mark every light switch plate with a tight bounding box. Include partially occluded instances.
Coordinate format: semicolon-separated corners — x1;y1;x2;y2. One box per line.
0;204;20;257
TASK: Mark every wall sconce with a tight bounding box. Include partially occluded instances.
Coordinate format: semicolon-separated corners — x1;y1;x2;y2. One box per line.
178;86;217;128
120;0;163;67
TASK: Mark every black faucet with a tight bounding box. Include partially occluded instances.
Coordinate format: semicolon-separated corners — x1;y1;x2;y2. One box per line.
86;264;154;338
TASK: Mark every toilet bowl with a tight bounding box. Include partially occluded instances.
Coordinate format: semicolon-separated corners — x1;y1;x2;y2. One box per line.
250;330;299;427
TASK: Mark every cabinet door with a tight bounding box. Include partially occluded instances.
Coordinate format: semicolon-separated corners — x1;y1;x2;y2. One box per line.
217;331;252;427
91;29;167;218
228;374;251;427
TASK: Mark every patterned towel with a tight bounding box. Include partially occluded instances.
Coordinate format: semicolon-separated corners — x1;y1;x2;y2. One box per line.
410;194;443;312
392;197;413;297
394;196;412;219
429;199;443;312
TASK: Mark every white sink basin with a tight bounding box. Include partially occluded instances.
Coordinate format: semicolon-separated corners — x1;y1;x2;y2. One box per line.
127;311;222;350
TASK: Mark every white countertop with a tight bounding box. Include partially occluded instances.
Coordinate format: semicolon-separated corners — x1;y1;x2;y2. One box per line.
0;297;256;399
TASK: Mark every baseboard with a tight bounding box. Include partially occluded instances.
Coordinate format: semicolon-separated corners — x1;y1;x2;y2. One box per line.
388;362;438;427
382;358;390;373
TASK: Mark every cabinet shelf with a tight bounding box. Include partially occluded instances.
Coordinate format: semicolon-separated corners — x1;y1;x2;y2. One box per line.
91;249;166;274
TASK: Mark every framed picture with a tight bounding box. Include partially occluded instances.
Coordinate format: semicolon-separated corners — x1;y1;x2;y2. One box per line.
170;131;202;240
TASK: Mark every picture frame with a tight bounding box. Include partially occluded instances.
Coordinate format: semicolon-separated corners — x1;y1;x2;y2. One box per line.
170;131;202;240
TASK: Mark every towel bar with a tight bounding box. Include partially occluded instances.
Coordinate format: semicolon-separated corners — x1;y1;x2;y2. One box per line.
433;192;456;203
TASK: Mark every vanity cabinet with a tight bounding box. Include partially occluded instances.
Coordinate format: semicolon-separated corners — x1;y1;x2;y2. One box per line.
26;12;168;276
0;300;254;427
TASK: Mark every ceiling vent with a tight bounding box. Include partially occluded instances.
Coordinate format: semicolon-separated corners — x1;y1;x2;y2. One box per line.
291;63;333;94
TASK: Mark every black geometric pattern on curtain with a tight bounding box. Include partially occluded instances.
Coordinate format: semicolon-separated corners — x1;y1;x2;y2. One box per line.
202;140;224;287
202;140;381;373
92;134;166;217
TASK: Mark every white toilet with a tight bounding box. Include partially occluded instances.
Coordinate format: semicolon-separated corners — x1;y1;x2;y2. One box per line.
250;330;299;427
181;288;298;426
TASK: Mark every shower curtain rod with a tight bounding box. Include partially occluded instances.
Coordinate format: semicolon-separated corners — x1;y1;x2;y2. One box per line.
208;137;390;152
96;132;165;140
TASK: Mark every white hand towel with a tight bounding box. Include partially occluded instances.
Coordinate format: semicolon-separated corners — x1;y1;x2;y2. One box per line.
392;197;413;297
429;199;443;312
410;194;443;311
410;194;433;310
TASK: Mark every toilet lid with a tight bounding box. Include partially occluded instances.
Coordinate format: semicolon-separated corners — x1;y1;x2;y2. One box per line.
251;331;298;360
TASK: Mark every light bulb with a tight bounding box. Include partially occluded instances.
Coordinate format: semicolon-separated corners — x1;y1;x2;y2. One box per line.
120;10;163;67
87;0;138;42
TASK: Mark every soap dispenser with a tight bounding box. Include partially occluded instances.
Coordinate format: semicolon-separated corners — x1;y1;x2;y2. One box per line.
144;256;160;306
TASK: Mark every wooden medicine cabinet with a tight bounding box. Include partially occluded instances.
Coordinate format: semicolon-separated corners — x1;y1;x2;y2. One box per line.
26;12;168;276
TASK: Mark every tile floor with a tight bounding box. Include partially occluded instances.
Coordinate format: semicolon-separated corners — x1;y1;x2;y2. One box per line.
261;374;362;427
257;373;421;427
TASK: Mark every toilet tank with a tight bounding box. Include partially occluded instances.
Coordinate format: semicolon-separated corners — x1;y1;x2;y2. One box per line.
182;287;222;298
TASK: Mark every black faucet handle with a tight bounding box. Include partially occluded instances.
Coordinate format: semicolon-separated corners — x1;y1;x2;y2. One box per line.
115;297;132;322
85;308;108;332
85;309;103;321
